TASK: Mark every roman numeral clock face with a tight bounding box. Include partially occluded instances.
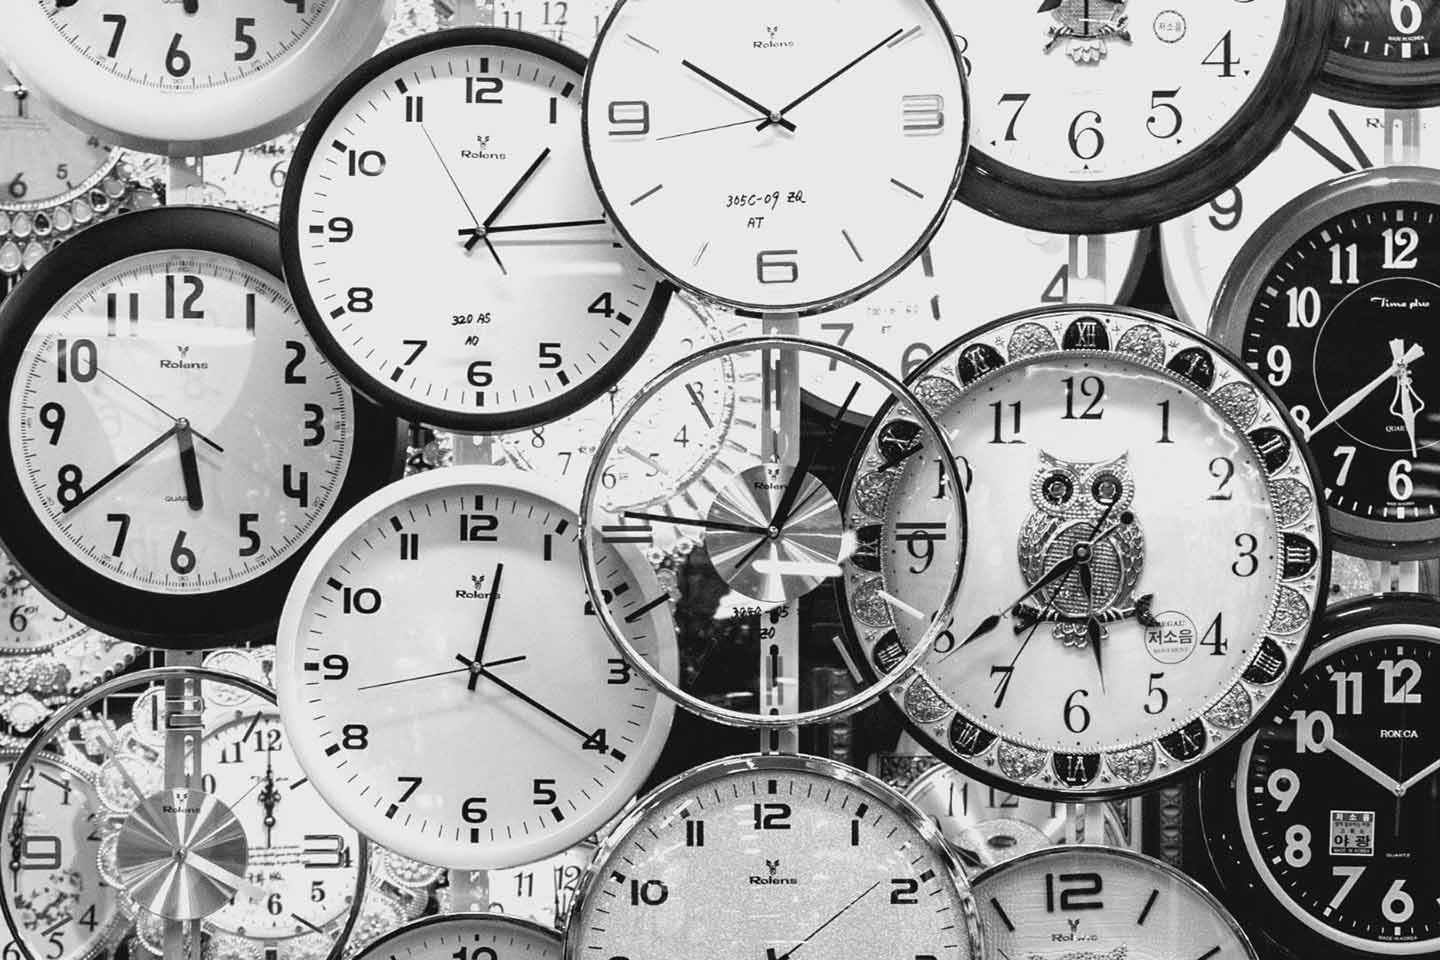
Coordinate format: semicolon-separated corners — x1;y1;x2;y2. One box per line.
280;28;670;432
581;0;970;315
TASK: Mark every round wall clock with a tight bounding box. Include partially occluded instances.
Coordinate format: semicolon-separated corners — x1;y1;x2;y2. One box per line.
582;0;970;316
1161;94;1440;330
972;845;1258;960
276;466;679;870
353;912;559;960
1321;0;1440;107
578;337;966;728
1212;166;1440;558
951;0;1334;233
0;1;393;155
490;0;611;51
902;761;1066;871
281;27;672;433
1202;594;1440;958
566;753;981;960
0;207;401;648
0;752;124;960
842;304;1328;799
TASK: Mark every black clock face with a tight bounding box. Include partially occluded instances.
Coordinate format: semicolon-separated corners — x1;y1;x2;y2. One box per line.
1240;631;1440;951
1335;0;1440;62
1240;199;1440;530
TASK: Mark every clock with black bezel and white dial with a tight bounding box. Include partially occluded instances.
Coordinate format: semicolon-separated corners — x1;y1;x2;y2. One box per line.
276;466;678;870
0;0;392;155
1212;166;1440;558
0;206;401;649
1321;0;1440;107
949;0;1335;233
841;304;1328;799
582;0;970;316
281;27;672;433
1201;594;1440;958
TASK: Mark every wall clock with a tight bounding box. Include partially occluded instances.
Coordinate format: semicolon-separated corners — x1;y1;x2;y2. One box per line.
1201;594;1440;958
950;0;1334;233
281;26;672;433
353;912;559;960
1161;94;1440;330
972;845;1258;960
1212;166;1440;558
0;0;393;155
276;466;679;870
565;753;981;960
488;0;612;50
902;760;1066;871
842;304;1328;799
0;752;124;960
578;337;966;727
0;207;401;648
1321;0;1440;107
582;0;970;316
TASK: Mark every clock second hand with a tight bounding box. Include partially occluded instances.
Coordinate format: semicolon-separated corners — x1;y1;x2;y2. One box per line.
95;365;224;453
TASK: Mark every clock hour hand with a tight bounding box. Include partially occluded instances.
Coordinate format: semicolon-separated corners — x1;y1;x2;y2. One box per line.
1308;339;1424;438
463;563;504;691
679;60;796;132
481;148;552;229
755;28;904;131
62;424;179;514
175;420;204;510
1399;755;1440;794
1387;339;1425;458
1324;735;1403;797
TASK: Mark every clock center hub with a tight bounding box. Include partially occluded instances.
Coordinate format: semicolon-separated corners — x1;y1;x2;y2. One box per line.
114;787;248;921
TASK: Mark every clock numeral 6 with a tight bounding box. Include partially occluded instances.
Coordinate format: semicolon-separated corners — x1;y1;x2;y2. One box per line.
1063;689;1091;732
462;797;488;822
239;513;261;557
751;802;791;830
756;250;798;284
466;77;505;105
170;531;196;575
56;464;84;509
347;150;386;177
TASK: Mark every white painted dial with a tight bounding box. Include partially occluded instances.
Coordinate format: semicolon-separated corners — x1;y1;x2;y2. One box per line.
582;0;970;313
353;913;559;960
0;66;113;212
283;31;669;431
277;467;677;869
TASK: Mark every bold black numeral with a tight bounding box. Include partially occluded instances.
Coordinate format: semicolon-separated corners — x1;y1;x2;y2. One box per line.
751;802;791;830
106;513;130;557
466;77;505;104
342;587;382;614
284;341;307;383
629;879;668;905
283;465;310;507
56;338;97;383
1045;872;1103;912
234;17;257;60
1062;375;1104;420
890;878;920;905
38;402;65;445
239;513;261;557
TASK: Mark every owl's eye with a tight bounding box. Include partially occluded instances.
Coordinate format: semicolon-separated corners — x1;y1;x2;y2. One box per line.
1041;472;1074;505
1091;472;1122;505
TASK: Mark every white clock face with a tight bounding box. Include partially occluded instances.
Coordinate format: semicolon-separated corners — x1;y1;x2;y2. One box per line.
199;711;362;947
355;914;560;960
582;0;970;313
904;764;1065;870
285;33;668;430
0;553;89;655
974;847;1255;960
492;0;613;50
8;250;356;595
954;0;1285;182
1161;95;1440;329
844;308;1326;796
1;755;121;960
0;66;113;211
570;758;979;960
276;469;678;869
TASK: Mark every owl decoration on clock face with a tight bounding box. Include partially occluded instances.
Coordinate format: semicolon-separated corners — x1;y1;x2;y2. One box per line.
1017;451;1152;649
1039;0;1132;63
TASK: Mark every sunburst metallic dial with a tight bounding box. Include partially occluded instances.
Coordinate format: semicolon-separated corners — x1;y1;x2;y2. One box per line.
566;755;981;960
842;305;1326;799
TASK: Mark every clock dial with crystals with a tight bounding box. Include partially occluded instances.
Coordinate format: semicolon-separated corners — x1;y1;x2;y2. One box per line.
0;66;112;214
566;755;981;960
1323;0;1440;106
1211;168;1440;556
1204;596;1440;956
354;912;560;960
277;467;677;870
974;846;1257;960
843;306;1326;799
582;0;970;314
951;0;1332;232
282;27;670;433
0;207;398;647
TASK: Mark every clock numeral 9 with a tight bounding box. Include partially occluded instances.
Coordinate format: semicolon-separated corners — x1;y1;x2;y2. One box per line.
607;101;650;136
1208;187;1243;232
756;250;798;284
320;654;348;680
1044;872;1103;912
751;802;791;830
55;338;97;384
896;521;946;574
318;217;353;243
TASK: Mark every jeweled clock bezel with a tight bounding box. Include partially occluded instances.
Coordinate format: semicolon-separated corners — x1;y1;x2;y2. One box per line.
352;911;561;960
0;207;402;648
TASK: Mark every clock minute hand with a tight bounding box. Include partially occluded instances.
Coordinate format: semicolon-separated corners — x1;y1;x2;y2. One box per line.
1399;755;1440;794
1325;736;1403;797
679;60;796;132
756;28;904;131
1308;340;1424;438
476;667;616;756
62;424;179;514
769;878;883;960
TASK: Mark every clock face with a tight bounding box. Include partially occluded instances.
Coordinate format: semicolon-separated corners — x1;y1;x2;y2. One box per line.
844;307;1327;798
476;843;592;926
198;710;363;948
1161;95;1440;329
567;755;980;960
582;0;970;314
282;28;670;432
1211;171;1440;555
0;755;121;960
491;0;612;50
1334;0;1440;62
276;467;678;870
0;555;89;655
974;846;1256;960
6;250;354;595
0;66;113;212
1235;620;1440;953
903;763;1065;871
355;913;560;960
204;134;299;220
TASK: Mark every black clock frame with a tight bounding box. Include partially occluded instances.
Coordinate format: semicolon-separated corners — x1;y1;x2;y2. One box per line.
1319;0;1440;109
0;206;403;649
